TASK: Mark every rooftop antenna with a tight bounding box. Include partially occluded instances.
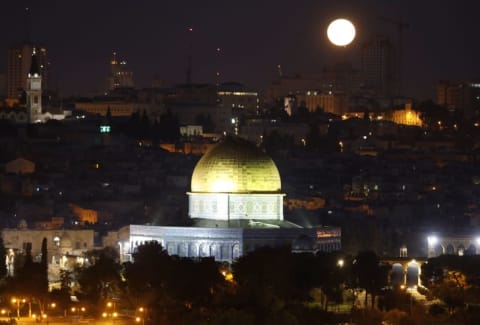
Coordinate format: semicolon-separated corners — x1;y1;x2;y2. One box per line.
215;47;221;86
277;64;283;77
24;6;31;42
186;26;193;84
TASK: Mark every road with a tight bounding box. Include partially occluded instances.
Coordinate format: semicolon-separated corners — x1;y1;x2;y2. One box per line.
6;317;137;325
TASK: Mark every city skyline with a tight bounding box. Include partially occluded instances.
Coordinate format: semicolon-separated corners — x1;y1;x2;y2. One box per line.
0;0;479;99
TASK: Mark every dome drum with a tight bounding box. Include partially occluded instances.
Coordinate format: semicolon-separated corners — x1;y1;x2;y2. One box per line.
188;192;285;221
189;137;285;222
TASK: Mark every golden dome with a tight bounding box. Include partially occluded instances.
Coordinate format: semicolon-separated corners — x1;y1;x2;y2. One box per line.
191;137;281;193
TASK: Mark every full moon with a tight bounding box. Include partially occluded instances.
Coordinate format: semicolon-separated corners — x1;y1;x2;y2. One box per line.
327;18;356;47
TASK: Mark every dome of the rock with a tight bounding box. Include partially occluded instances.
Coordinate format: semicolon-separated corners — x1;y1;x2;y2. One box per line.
191;137;281;193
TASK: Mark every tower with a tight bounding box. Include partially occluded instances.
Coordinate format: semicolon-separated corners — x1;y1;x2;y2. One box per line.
107;51;134;91
7;43;48;105
26;48;43;123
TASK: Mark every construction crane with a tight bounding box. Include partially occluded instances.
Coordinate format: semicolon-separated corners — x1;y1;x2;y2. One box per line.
378;16;410;96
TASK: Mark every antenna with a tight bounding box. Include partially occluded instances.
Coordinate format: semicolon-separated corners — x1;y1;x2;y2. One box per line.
186;27;193;84
215;47;221;86
277;64;283;77
24;6;31;42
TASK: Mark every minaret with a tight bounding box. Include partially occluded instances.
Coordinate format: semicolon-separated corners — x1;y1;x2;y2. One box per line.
26;48;43;123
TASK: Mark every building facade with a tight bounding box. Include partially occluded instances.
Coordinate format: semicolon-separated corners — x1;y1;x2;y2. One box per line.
437;80;480;120
217;82;259;115
2;229;95;287
361;36;396;97
296;91;349;115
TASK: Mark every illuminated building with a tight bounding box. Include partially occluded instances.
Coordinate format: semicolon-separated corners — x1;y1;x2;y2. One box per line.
5;158;35;175
437;80;480;120
427;234;480;258
26;49;42;123
69;204;98;224
112;137;341;263
295;91;348;115
25;49;66;123
74;101;151;117
389;105;422;126
2;229;94;286
217;82;259;114
107;51;134;90
188;137;284;221
7;43;48;105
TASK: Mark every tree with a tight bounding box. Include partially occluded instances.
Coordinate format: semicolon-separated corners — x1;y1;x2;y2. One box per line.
49;269;74;316
41;238;48;278
106;106;112;122
0;236;7;279
159;109;180;142
315;252;346;311
4;242;49;315
39;238;49;307
124;241;226;323
76;248;123;308
233;247;321;312
194;113;215;133
417;100;451;129
353;251;389;309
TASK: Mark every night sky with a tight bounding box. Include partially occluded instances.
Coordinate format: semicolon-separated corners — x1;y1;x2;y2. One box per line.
1;0;479;100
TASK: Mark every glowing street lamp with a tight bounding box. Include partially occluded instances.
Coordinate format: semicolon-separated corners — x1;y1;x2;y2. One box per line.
427;236;438;246
71;306;86;319
11;298;26;319
327;18;356;47
136;307;146;325
107;301;117;314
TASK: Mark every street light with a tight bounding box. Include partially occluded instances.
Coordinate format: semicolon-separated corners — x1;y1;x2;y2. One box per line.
427;236;438;246
104;302;118;323
136;307;146;325
11;298;26;319
71;306;86;319
107;301;116;313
